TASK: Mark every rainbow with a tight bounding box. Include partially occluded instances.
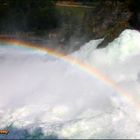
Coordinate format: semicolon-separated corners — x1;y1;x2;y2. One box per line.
0;36;138;109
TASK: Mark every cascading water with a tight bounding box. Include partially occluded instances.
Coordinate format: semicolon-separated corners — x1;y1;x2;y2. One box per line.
0;29;140;139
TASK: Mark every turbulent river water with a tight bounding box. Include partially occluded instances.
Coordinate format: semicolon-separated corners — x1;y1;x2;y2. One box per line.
1;29;140;139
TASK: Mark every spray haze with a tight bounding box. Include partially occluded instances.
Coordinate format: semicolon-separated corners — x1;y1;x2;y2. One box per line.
0;29;140;139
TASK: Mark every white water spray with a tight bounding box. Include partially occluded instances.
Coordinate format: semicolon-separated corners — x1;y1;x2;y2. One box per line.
0;29;140;139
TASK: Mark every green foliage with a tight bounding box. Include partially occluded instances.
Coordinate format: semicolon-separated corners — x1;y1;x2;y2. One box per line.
0;0;136;46
0;0;58;33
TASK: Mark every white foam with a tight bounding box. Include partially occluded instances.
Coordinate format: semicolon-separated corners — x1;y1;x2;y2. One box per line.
1;29;140;138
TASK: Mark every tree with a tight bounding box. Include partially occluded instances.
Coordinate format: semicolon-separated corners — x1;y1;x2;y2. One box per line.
0;0;58;33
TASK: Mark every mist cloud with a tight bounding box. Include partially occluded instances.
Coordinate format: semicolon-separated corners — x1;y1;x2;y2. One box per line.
0;29;140;138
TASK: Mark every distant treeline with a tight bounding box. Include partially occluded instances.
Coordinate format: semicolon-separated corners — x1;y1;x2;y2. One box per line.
0;0;58;33
0;0;102;34
0;0;140;44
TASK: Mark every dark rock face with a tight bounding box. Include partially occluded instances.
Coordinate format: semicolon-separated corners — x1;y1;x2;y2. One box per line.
31;0;140;51
78;0;140;48
97;0;140;48
92;0;131;48
1;0;140;51
129;0;140;30
56;0;133;49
